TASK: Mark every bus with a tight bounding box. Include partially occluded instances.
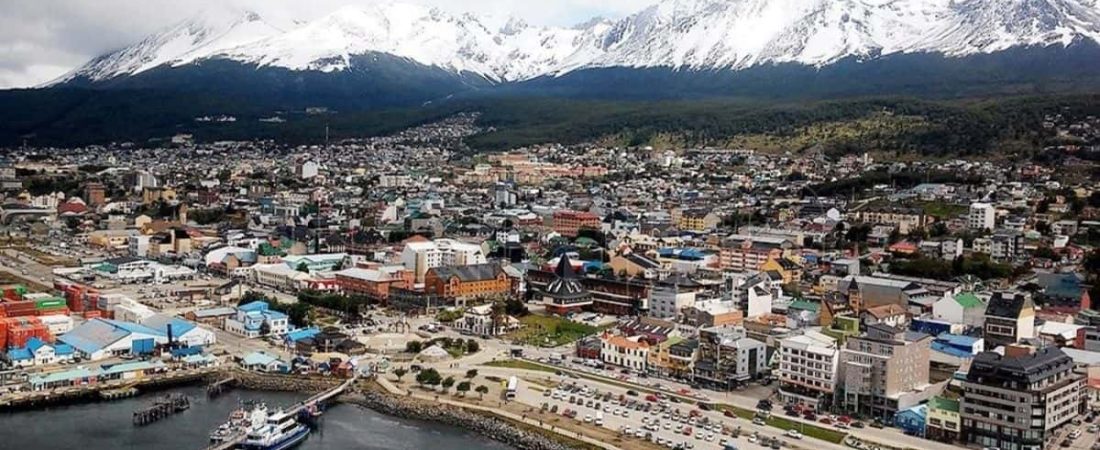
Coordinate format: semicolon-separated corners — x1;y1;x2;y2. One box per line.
506;376;518;400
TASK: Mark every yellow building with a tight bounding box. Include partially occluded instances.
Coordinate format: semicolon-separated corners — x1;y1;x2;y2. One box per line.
925;396;961;443
759;256;804;284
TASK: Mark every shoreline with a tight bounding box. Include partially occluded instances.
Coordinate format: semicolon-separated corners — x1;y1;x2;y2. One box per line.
3;368;599;450
342;383;596;450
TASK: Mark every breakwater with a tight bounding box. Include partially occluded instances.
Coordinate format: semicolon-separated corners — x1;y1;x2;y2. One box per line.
344;385;588;450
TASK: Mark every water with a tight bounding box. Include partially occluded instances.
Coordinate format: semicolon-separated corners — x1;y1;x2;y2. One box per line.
1;386;515;450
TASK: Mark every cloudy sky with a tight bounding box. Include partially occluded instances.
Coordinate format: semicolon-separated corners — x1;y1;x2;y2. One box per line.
0;0;652;89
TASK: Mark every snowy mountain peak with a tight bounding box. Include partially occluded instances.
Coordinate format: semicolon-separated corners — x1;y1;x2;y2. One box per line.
57;0;1100;85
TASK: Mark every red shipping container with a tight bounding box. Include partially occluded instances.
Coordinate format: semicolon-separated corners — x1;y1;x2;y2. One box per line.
36;307;69;317
83;310;102;319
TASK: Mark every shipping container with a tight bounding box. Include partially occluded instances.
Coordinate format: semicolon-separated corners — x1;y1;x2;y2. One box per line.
83;310;102;319
34;298;66;309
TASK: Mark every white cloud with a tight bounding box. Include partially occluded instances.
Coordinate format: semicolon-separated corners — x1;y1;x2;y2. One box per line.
0;0;653;88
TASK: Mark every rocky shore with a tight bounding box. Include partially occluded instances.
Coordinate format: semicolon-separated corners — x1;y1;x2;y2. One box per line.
228;368;340;393
344;387;587;450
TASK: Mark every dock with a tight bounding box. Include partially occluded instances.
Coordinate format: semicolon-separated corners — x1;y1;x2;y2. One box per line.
201;375;357;450
206;376;236;398
133;393;191;426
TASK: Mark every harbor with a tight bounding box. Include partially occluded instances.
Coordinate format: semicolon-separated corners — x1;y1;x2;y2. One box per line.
0;385;515;450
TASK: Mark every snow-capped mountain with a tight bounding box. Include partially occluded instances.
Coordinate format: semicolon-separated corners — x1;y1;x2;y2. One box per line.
54;8;285;84
54;0;1100;87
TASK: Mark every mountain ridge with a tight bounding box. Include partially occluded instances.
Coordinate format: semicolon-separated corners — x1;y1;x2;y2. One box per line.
52;0;1100;86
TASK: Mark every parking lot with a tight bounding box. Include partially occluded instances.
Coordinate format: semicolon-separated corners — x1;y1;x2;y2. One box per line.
516;376;844;450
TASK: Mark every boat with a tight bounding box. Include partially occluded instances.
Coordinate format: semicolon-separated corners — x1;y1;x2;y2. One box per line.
209;403;267;443
237;407;310;450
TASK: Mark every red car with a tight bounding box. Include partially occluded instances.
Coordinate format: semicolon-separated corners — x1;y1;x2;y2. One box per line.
683;427;693;436
819;418;833;425
724;410;736;418
646;395;658;402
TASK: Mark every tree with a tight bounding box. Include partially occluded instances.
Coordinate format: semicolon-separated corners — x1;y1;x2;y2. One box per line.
441;376;455;393
405;340;423;353
456;381;472;396
475;385;489;399
504;297;529;316
259;320;272;336
296;262;310;273
416;368;442;387
393;368;408;381
465;369;478;379
466;339;480;354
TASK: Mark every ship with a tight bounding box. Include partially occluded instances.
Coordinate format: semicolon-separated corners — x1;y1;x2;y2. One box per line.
237;407;310;450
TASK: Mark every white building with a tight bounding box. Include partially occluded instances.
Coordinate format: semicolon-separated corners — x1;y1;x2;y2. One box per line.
451;304;519;336
600;334;650;372
648;283;697;320
932;292;987;329
400;238;486;283
252;263;312;291
969;202;995;230
224;301;289;339
298;161;319;179
777;332;840;408
128;235;151;258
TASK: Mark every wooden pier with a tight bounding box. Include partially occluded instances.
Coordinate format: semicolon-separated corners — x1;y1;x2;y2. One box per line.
133;393;191;426
206;376;236;398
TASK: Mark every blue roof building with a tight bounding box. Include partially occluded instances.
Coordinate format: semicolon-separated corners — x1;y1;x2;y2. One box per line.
894;404;927;436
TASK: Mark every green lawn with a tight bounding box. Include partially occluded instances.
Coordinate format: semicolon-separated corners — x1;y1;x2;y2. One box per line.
504;315;598;347
483;360;558;374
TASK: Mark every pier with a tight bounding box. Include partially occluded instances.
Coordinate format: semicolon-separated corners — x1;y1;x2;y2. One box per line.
201;375;357;450
206;376;236;398
132;393;191;426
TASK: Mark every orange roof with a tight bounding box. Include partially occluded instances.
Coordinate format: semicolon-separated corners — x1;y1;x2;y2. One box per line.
602;333;649;350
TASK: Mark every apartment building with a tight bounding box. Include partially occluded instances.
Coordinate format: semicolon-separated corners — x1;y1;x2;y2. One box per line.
961;346;1083;450
969;202;996;230
677;209;721;232
778;331;840;409
694;326;767;390
400;238;486;283
983;292;1036;348
852;206;932;234
837;324;933;421
551;210;601;237
718;235;792;272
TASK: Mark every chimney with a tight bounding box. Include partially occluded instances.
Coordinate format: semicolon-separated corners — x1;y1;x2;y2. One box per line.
167;323;174;345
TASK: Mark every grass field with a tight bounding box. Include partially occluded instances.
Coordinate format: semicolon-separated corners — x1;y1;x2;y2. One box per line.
504;315;599;347
483;359;559;373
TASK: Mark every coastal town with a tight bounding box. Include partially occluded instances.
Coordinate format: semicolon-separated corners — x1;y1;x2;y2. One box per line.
0;112;1097;450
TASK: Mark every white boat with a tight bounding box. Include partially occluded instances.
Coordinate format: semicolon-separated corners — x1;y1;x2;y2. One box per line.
237;407;310;450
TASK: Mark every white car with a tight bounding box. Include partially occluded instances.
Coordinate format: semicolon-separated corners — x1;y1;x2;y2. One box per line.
786;429;803;439
748;436;759;444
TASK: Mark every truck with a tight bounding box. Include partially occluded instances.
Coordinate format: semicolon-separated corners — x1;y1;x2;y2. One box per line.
506;376;518;399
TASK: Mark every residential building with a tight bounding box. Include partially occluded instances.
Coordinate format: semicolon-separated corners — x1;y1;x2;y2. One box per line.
552;210;601;237
694;326;767;389
400;238;486;283
961;346;1083;450
648;276;701;320
853;206;932;234
983;292;1036;348
932;292;987;329
778;331;840;409
718;235;792;272
837;324;934;422
969;202;996;230
678;209;720;232
926;396;962;443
